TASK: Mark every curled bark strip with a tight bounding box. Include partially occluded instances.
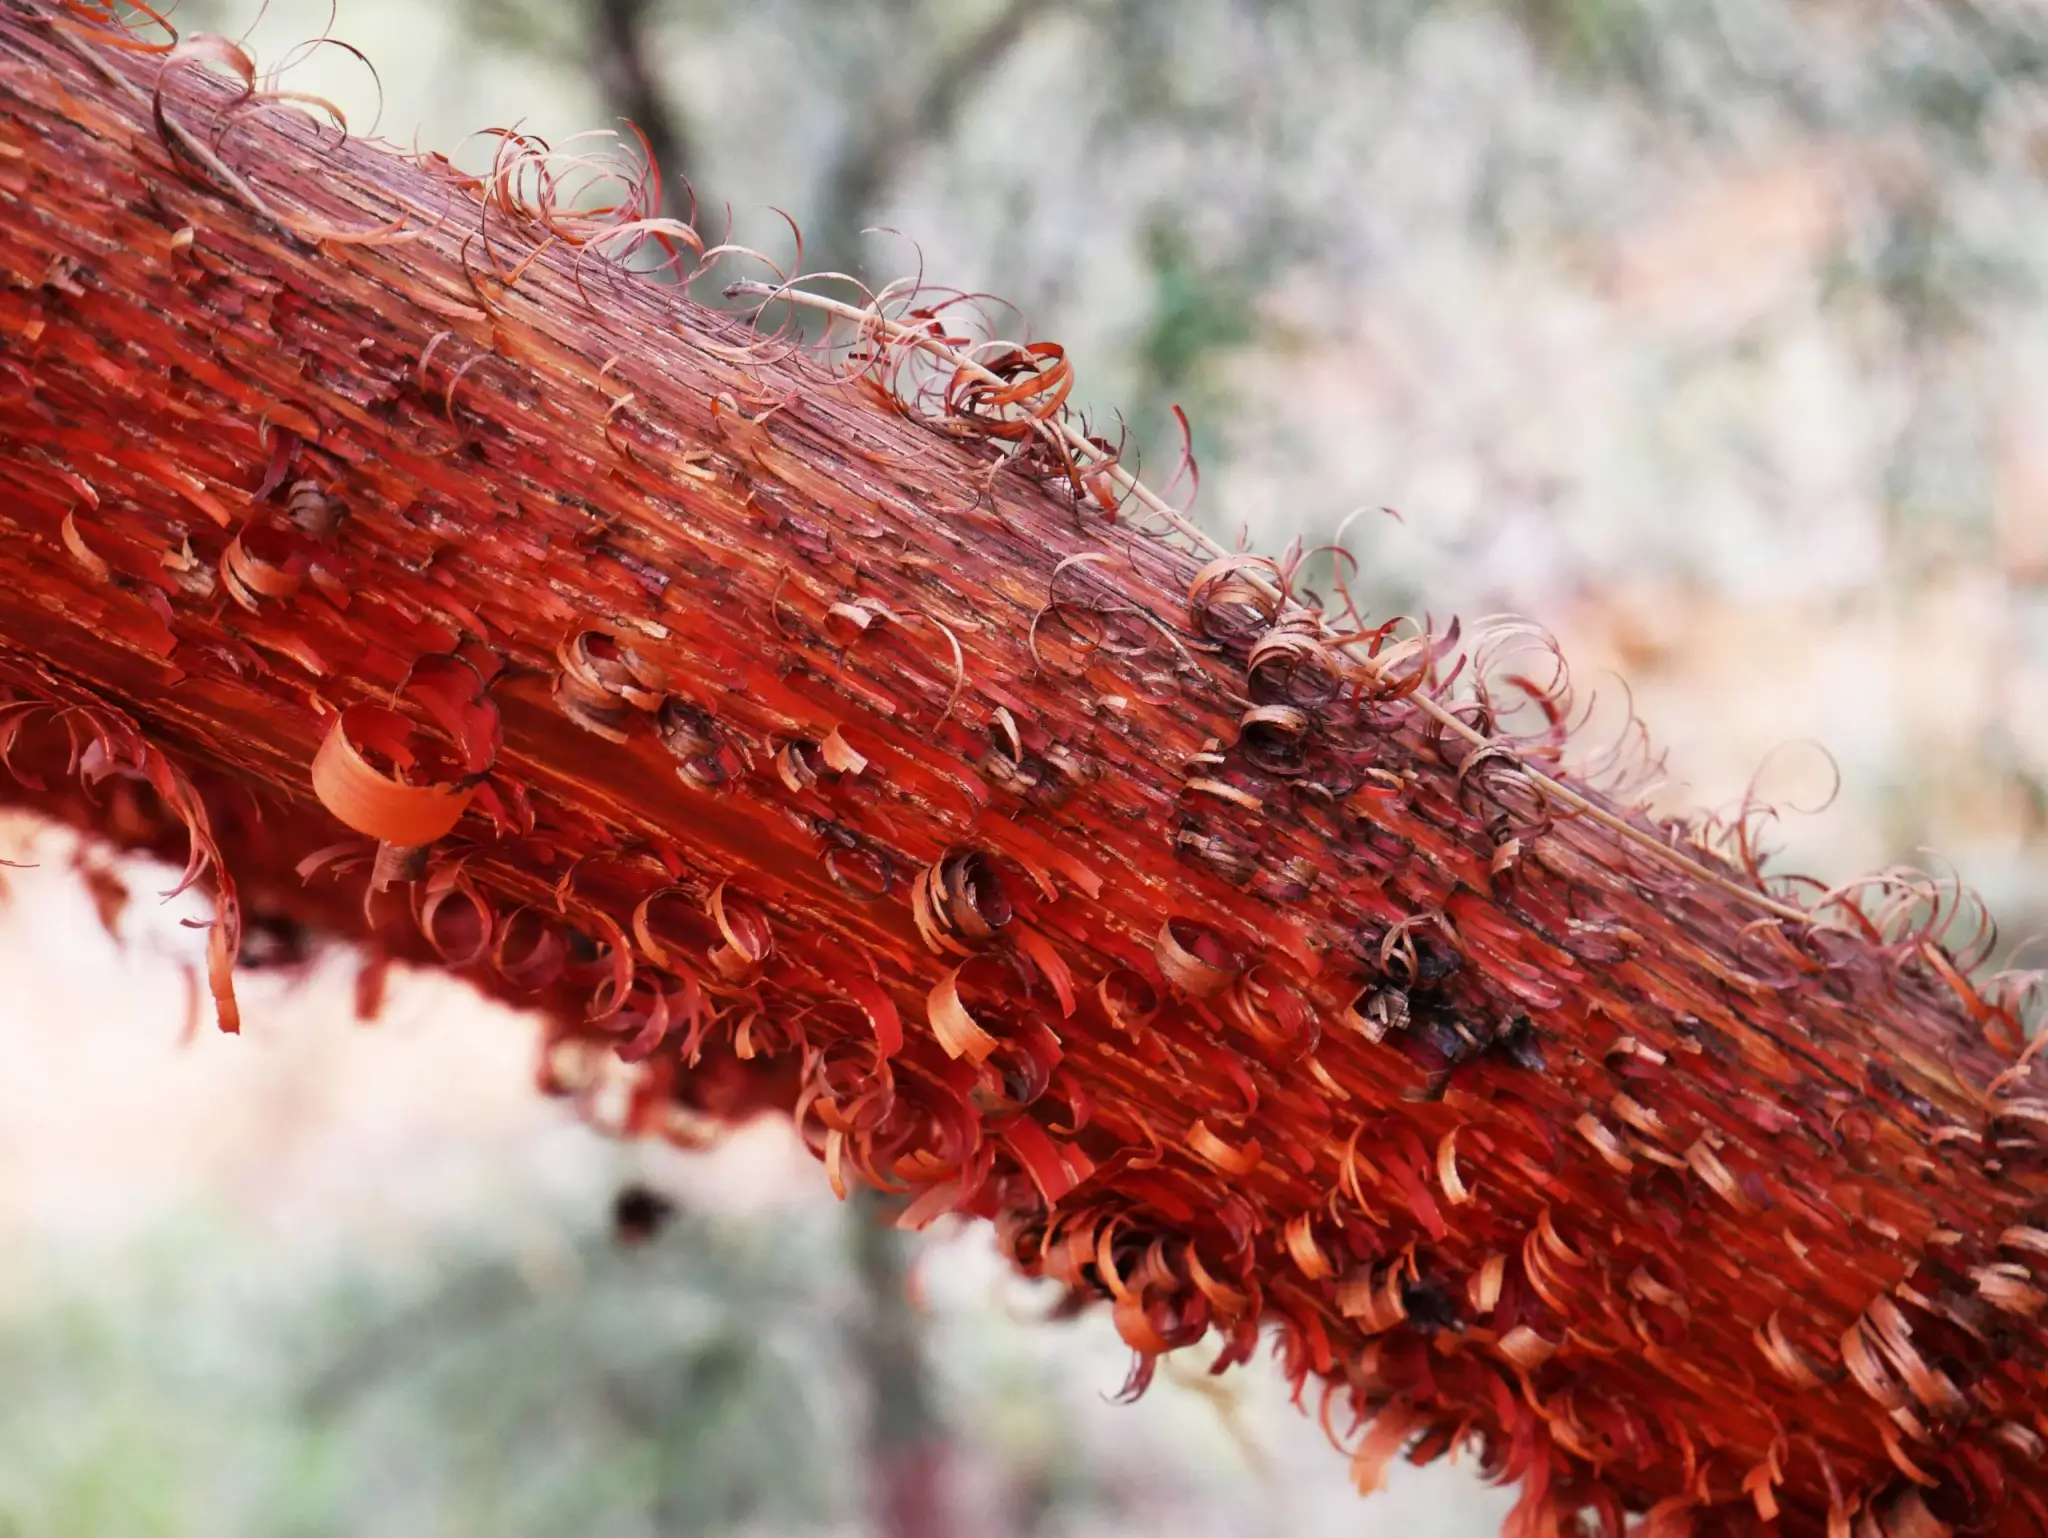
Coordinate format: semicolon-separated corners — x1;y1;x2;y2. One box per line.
1576;1113;1635;1174
1756;1310;1836;1390
1237;703;1311;776
221;522;303;609
1015;925;1075;1018
1284;1213;1335;1279
398;654;502;779
890;608;968;726
1185;776;1264;812
1998;1226;2048;1260
1187;1119;1261;1176
1498;1325;1558;1370
820;725;866;775
629;884;698;971
1246;627;1341;707
838;972;904;1059
310;652;498;845
943;340;1073;439
913;848;1012;953
1155;917;1239;999
1468;1253;1506;1316
1336;1262;1407;1332
1437;1126;1474;1204
1187;555;1283;647
415;859;493;967
803;1033;895;1138
1862;1295;1967;1419
1741;1443;1787;1523
555;628;659;740
311;706;475;845
1609;1091;1671;1144
1096;967;1159;1033
60;509;110;581
1187;1244;1251;1318
491;903;568;994
1684;1137;1750;1212
1841;1318;1909;1411
1879;1421;1941;1491
285;478;343;536
659;698;747;791
608;970;686;1062
1222;965;1318;1057
1993;1421;2046;1461
1972;1264;2047;1319
928;963;997;1063
824;599;881;645
706;881;771;980
822;836;894;901
775;737;822;793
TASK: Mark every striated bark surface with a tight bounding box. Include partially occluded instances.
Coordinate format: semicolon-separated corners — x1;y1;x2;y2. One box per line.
4;7;2048;1534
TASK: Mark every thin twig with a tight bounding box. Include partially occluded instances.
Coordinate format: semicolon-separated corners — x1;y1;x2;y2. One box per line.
726;279;1821;931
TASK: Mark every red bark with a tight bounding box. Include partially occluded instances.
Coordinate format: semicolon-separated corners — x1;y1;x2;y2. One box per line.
3;8;2046;1535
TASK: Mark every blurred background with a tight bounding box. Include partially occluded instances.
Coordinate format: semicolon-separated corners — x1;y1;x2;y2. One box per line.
5;0;2048;1531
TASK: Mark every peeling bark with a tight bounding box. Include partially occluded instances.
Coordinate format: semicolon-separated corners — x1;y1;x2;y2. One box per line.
3;8;2047;1535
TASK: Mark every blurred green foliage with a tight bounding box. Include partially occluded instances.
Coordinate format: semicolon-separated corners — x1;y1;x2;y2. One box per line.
0;1208;851;1537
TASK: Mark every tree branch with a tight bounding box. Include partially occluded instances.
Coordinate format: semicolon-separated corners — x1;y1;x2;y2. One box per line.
6;17;2045;1538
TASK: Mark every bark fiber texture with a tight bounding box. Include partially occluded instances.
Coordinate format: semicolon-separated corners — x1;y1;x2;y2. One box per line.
3;8;2046;1535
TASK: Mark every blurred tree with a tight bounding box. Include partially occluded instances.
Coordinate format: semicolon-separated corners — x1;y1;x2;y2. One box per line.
588;0;693;220
848;1187;952;1538
458;0;1072;272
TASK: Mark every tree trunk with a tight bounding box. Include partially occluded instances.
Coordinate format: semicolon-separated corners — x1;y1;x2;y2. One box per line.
3;9;2046;1535
849;1186;954;1538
